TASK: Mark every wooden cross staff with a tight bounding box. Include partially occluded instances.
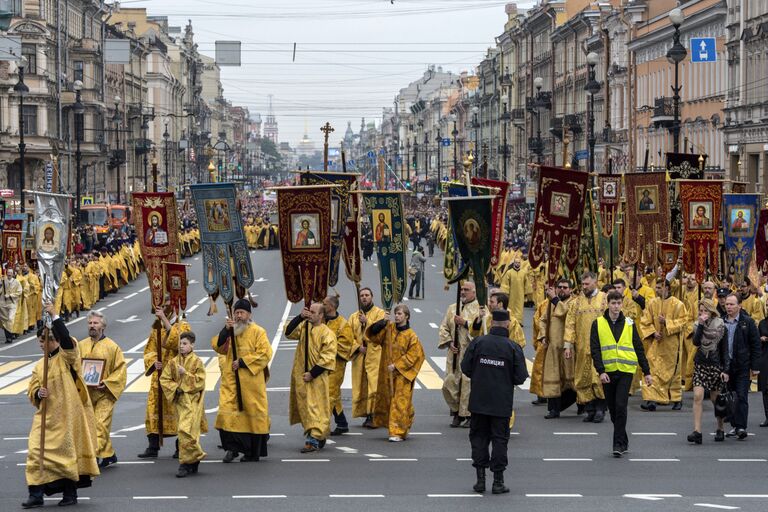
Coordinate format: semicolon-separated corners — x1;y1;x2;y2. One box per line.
321;122;334;171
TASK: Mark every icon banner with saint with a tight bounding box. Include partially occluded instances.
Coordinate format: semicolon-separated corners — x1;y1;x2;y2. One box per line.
680;180;722;282
722;193;762;284
32;191;72;326
623;172;670;266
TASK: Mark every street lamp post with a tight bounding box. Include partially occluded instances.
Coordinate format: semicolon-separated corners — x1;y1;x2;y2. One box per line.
533;76;545;164
14;56;29;212
435;131;443;185
667;7;687;154
585;52;602;174
141;115;149;189
73;80;85;220
449;113;458;180
500;96;510;182
112;96;122;204
163;123;170;191
471;106;480;168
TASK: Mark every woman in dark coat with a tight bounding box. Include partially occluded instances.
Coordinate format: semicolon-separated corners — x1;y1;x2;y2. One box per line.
758;314;768;427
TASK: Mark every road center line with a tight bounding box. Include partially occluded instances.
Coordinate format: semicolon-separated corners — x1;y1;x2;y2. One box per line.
369;458;417;462
629;458;680;462
553;432;598;435
542;458;592;461
269;302;292;369
717;459;766;462
693;504;739;510
139;286;150;292
723;495;768;498
526;494;583;498
281;459;330;462
329;495;385;498
126;338;149;354
133;496;187;500
429;322;439;329
233;495;287;499
125;292;138;299
197;297;208;305
107;300;123;307
631;432;677;436
427;494;481;498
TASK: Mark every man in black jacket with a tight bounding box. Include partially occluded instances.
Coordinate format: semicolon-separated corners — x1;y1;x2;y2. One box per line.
722;294;762;439
461;310;528;495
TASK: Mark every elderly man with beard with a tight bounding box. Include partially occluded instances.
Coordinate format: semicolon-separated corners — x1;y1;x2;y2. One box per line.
77;311;127;469
285;302;337;452
213;299;272;463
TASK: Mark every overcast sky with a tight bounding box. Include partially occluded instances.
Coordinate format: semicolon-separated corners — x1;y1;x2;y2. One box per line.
137;0;534;147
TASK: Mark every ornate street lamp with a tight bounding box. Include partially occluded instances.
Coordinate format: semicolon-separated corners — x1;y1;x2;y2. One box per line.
73;80;85;219
14;56;29;212
533;76;545;164
163;123;170;190
667;7;687;154
112;96;122;203
448;113;458;180
500;96;510;182
585;52;602;174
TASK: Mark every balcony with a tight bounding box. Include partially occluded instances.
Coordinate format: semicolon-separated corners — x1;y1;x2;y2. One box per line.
550;117;563;140
652;97;674;128
511;108;526;125
564;113;583;134
528;136;544;153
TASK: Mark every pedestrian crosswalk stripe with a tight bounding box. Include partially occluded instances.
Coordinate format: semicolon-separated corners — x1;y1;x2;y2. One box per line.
0;360;30;376
205;357;221;391
416;360;443;389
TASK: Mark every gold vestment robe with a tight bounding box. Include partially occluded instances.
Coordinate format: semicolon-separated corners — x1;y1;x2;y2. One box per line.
537;297;575;398
564;291;607;404
638;296;686;404
348;305;388;418
326;314;354;418
439;300;480;417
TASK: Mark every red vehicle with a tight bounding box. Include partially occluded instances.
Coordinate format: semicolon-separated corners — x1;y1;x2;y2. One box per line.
80;204;132;240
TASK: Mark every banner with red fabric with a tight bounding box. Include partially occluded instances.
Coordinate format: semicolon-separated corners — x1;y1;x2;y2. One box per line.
132;192;180;309
597;174;621;237
342;190;362;283
471;176;509;265
2;219;24;267
756;208;768;275
276;185;334;306
163;261;188;314
622;172;670;266
528;166;589;286
657;241;682;273
680;180;722;282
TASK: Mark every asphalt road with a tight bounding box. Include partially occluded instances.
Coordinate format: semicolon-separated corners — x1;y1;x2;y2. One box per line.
1;248;767;511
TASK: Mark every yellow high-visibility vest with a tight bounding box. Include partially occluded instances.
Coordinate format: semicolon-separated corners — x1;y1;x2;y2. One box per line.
596;316;638;374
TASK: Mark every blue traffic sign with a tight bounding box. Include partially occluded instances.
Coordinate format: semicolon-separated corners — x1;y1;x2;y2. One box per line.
690;37;716;63
367;151;375;158
575;149;589;161
379;148;386;155
441;138;451;147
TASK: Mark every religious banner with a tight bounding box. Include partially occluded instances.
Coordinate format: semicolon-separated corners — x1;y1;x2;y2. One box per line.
679;180;722;282
666;152;706;242
33;192;71;324
298;171;358;287
342;189;362;283
657;241;682;273
443;182;493;283
2;219;24;267
623;172;670;266
361;191;409;311
722;193;762;284
577;192;599;275
597;174;621;237
190;183;254;306
471;177;508;265
275;185;333;305
756;208;768;274
132;192;180;309
164;261;188;314
528;166;590;286
446;196;494;306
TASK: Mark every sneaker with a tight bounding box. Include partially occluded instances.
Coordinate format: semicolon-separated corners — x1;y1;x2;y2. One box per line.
736;428;747;440
300;443;319;453
612;448;622;458
330;427;349;436
222;450;238;463
725;428;738;438
714;429;725;442
450;415;462;428
388;436;404;442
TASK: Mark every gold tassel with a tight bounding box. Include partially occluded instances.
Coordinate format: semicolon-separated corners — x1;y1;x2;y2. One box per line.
207;293;219;316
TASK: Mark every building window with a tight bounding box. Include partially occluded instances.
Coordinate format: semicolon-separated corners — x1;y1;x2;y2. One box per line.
73;60;83;82
21;44;36;74
22;105;37;136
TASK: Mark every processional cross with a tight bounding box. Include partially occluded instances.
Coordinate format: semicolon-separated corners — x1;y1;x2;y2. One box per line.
321;122;335;171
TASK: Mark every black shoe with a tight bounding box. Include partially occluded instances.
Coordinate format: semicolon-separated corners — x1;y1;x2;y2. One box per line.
318;439;327;449
737;428;747;440
576;404;585;415
21;496;44;509
240;455;259;462
760;419;768;427
176;465;191;478
583;413;595;423
172;449;179;459
460;417;471;428
640;401;657;412
58;496;77;507
222;450;238;463
672;401;682;411
687;431;703;444
612;446;622;458
473;467;486;493
137;448;158;459
98;454;117;468
531;397;547;406
491;471;510;494
544;411;560;419
725;428;738;438
450;415;462;428
592;412;605;423
4;339;11;344
191;461;199;474
714;430;725;442
362;415;375;429
330;427;349;436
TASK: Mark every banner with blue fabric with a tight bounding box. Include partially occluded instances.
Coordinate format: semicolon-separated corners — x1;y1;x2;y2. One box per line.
722;193;762;284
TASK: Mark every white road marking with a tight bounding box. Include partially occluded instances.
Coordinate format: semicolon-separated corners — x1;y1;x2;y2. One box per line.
409;432;442;435
526;494;583;498
15;449;28;454
108;299;123;306
114;423;146;433
427;494;481;498
335;446;358;454
281;459;330;462
542;458;592;461
187;305;199;313
133;496;187;500
269;302;292;369
111;435;126;438
429;322;439;329
95;307;106;312
125;293;138;299
17;463;26;466
329;495;385;498
723;495;768;498
717;459;766;462
189;280;198;284
628;459;680;462
116;461;154;464
341;432;362;436
233;495;287;499
624;494;682;501
456;458;472;461
553;432;598;436
197;297;208;305
369;458;417;462
45;497;89;501
431;264;436;267
139;286;150;292
631;432;677;436
3;436;28;440
267;387;291;391
413;308;422;313
366;454;385;458
693;505;739;510
126;338;149;354
432;356;446;371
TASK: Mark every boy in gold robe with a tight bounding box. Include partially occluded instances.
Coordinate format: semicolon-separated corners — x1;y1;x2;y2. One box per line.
160;331;207;478
23;303;99;508
364;304;425;441
285;302;337;452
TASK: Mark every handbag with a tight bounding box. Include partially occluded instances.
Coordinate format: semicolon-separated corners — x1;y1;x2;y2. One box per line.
408;266;417;278
714;387;738;419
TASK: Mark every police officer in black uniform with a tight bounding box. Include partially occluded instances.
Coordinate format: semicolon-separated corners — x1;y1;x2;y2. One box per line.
461;309;529;494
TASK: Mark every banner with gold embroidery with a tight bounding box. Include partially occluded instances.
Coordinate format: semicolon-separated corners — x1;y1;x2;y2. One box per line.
597;174;621;237
623;172;670;266
666;152;706;242
471;177;508;266
276;185;334;305
755;208;768;275
342;189;362;283
132;192;180;309
680;180;722;282
528;166;589;286
361;191;409;311
298;171;358;287
722;193;762;284
657;241;682;273
1;219;24;267
163;261;188;314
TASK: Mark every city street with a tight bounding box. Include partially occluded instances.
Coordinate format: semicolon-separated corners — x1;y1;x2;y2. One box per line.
1;248;767;511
